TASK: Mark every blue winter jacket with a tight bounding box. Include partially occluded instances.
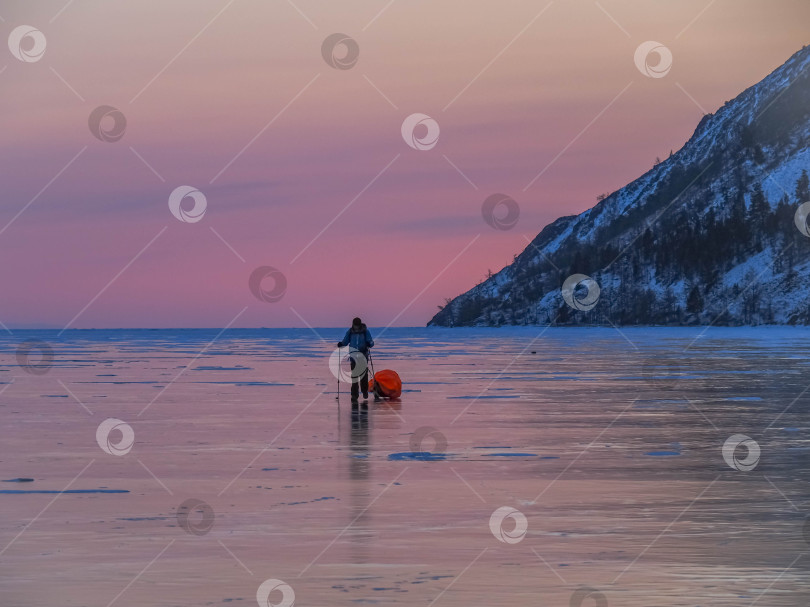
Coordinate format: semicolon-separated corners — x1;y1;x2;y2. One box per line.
338;324;374;353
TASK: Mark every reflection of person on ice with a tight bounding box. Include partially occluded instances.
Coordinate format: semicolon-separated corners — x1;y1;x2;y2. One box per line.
337;317;374;403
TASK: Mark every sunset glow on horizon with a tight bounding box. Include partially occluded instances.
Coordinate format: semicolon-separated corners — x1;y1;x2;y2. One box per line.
1;0;808;328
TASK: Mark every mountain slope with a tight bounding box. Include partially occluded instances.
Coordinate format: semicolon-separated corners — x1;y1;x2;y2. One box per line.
429;45;810;327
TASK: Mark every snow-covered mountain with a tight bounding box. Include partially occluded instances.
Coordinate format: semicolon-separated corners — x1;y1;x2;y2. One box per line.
429;45;810;327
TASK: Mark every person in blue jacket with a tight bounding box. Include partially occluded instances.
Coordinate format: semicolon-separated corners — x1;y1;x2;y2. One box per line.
337;317;374;402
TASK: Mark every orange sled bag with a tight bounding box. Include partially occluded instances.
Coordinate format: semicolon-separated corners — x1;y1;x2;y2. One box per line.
369;369;402;398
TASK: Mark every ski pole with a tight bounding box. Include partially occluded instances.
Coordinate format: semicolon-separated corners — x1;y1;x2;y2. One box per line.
367;349;378;400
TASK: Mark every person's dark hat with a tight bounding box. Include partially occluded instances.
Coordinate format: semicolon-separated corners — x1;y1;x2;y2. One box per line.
352;317;362;326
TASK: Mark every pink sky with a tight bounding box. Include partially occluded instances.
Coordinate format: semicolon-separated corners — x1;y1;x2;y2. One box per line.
1;0;809;328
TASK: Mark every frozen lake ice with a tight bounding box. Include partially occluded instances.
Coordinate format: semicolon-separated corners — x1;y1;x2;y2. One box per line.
1;326;809;606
